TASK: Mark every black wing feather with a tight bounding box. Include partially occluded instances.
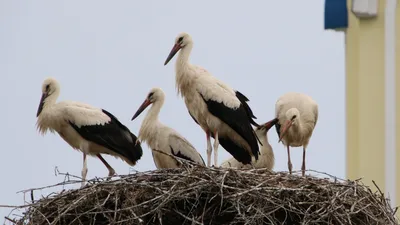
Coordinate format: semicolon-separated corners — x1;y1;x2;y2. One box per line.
200;92;259;164
170;146;205;166
69;109;143;165
218;137;253;164
275;121;281;138
235;91;262;145
235;91;259;127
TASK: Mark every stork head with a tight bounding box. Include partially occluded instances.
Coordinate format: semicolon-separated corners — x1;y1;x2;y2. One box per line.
278;108;300;142
164;32;193;66
37;77;60;117
131;87;165;121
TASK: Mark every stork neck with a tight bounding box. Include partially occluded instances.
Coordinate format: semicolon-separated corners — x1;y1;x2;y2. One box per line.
292;118;303;131
143;100;163;125
175;43;195;96
176;43;193;68
284;118;306;143
138;100;163;145
258;135;268;147
257;133;275;168
43;92;59;109
255;132;268;151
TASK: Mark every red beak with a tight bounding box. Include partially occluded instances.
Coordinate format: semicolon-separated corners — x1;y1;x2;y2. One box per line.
260;118;279;131
278;120;293;142
164;43;182;66
131;99;151;121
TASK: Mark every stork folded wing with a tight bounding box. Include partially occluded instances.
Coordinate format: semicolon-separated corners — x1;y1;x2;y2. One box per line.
199;92;259;164
169;134;205;166
69;109;143;164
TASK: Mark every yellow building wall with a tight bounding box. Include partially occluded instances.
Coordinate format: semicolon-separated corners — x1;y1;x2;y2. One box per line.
344;11;360;181
345;0;400;216
345;0;386;191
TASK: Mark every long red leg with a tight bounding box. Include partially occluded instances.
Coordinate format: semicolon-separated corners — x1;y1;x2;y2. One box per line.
97;154;116;178
287;145;293;174
213;130;219;167
206;131;212;167
81;153;88;187
301;147;306;176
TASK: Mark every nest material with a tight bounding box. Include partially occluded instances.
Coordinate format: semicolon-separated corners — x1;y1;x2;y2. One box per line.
11;165;399;225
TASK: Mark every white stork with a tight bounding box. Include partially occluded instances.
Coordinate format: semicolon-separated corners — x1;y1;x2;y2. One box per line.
131;87;205;168
36;77;143;186
220;118;278;170
164;32;260;167
273;92;318;176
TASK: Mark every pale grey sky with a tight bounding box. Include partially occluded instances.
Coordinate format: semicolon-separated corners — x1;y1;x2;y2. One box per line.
0;0;345;221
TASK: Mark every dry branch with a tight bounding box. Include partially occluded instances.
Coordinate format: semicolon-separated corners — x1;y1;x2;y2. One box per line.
4;166;399;225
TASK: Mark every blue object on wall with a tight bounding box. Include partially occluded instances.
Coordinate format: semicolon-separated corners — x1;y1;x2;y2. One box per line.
324;0;348;30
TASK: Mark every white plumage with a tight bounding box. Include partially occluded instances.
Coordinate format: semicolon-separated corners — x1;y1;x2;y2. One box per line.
274;92;318;176
220;119;278;170
131;87;205;168
36;78;143;187
164;32;260;167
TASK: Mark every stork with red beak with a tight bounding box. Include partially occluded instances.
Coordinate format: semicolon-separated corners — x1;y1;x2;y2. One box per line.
164;32;260;167
36;77;143;187
131;87;205;168
273;92;318;176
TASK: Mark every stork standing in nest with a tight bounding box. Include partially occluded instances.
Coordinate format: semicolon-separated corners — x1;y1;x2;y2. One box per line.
36;78;143;187
273;92;318;176
131;87;205;168
220;118;278;170
164;32;260;167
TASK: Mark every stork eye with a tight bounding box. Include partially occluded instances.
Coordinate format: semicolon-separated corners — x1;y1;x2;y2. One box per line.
178;37;183;43
45;84;50;92
148;92;154;99
291;115;297;120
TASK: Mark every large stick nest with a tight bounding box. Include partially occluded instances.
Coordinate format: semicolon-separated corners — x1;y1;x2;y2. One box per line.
9;165;399;225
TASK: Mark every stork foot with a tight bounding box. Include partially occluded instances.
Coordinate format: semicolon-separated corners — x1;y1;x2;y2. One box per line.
286;146;293;175
80;168;87;187
108;168;115;177
81;153;88;188
287;162;293;175
106;168;116;180
301;147;306;177
206;150;211;167
301;164;306;177
81;167;88;181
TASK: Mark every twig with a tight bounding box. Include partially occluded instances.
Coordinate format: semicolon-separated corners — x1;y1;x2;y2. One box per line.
4;217;16;224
